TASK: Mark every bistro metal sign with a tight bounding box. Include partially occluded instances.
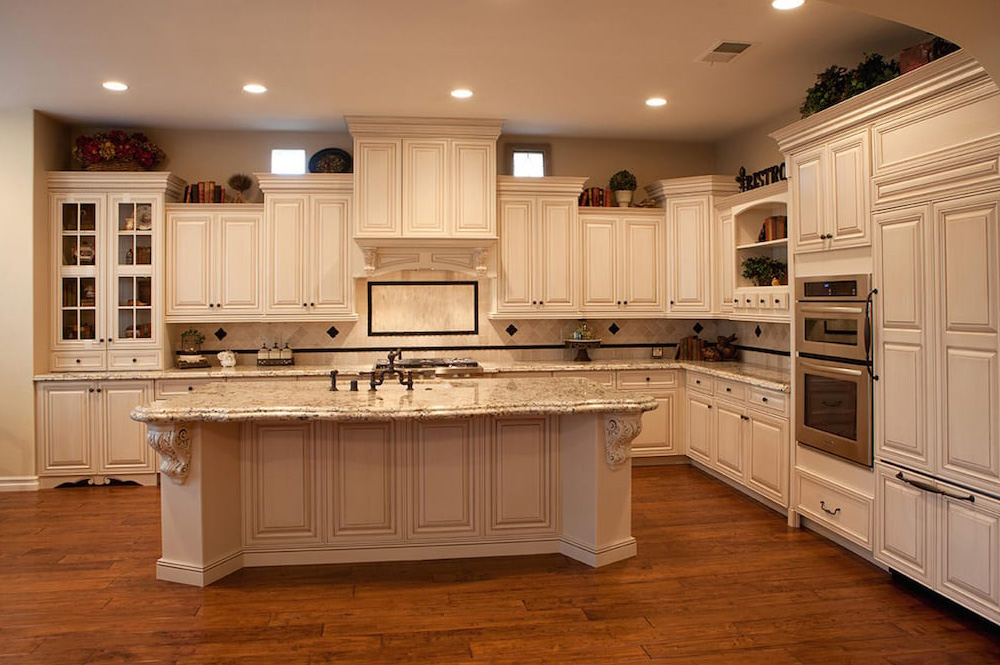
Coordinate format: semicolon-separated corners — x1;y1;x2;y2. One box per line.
736;164;786;192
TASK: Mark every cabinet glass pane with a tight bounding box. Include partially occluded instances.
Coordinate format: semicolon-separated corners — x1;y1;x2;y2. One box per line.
61;203;78;231
61;277;97;340
118;235;136;266
135;235;152;265
118;276;152;339
79;309;96;340
80;277;96;307
62;277;78;307
80;204;96;231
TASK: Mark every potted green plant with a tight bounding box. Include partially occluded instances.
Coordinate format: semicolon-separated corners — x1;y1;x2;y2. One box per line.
609;170;637;207
741;256;787;287
179;328;205;354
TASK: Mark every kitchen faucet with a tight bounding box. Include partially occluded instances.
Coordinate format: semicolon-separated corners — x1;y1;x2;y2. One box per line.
369;348;414;391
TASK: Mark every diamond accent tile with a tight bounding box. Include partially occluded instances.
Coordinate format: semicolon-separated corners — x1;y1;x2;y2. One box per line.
505;324;518;337
608;323;620;335
326;326;340;339
692;322;704;334
214;328;227;341
755;325;763;337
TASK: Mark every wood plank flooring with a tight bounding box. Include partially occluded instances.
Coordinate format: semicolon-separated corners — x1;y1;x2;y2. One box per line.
1;465;998;664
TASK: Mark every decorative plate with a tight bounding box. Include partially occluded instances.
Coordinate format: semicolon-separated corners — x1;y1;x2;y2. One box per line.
309;148;353;173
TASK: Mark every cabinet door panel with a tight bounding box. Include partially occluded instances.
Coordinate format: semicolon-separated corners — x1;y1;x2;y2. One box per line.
311;197;352;314
489;418;554;534
166;213;213;314
631;394;678;457
581;217;619;311
265;197;308;314
717;212;735;313
623;217;664;311
747;410;788;505
670;198;710;312
937;194;1000;492
939;493;1000;618
686;394;713;465
218;213;262;313
497;198;534;311
330;423;402;541
402;140;448;236
453;141;494;236
408;421;480;539
875;466;934;585
99;381;152;472
245;423;322;545
356;140;400;236
829;131;871;248
537;199;577;312
39;384;94;473
791;148;825;252
714;401;744;480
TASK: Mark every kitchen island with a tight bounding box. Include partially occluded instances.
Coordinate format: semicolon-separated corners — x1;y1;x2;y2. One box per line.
133;376;657;586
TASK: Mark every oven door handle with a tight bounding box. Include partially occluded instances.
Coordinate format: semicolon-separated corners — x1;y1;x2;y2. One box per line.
895;472;975;503
799;361;865;379
798;304;866;315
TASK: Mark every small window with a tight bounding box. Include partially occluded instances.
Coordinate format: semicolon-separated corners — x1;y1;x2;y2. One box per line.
271;149;306;175
506;143;550;178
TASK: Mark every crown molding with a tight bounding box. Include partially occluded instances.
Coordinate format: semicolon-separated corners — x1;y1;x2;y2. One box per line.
645;175;739;200
496;175;588;196
48;171;186;198
346;116;504;139
256;173;353;194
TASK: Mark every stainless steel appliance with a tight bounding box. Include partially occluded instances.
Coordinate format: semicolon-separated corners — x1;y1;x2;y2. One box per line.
795;274;876;467
373;356;484;378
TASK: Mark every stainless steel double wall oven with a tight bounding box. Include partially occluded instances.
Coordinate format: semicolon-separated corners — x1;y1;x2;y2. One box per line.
795;275;877;467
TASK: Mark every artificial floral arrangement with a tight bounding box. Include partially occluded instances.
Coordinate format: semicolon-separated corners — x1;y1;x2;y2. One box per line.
608;169;638;192
741;256;787;287
72;130;165;170
800;52;900;118
179;328;205;352
227;173;255;203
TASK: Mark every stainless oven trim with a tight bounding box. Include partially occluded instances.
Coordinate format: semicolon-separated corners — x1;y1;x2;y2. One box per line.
795;274;872;301
795;355;872;467
796;302;869;362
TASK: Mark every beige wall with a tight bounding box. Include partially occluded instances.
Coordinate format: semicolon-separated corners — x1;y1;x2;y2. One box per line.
500;135;718;194
715;107;801;177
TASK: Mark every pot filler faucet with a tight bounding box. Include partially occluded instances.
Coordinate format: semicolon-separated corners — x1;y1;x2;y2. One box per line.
369;349;414;392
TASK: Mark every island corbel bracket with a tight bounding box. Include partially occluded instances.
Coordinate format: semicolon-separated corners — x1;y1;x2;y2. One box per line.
604;412;642;469
148;423;192;483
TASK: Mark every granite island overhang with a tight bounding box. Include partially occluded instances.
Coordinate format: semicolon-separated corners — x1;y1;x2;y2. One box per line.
132;377;657;586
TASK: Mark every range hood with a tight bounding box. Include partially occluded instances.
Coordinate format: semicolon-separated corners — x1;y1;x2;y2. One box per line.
354;239;493;278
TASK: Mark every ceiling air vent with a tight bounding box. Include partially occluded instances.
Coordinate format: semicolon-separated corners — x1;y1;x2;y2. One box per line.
699;41;752;64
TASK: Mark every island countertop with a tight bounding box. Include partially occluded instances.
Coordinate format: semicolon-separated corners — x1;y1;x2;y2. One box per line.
131;376;659;424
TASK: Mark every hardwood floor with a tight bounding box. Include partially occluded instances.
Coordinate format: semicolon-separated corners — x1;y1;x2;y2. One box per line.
1;465;998;664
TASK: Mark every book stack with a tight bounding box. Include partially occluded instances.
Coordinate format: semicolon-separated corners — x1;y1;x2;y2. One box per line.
761;215;788;242
578;187;613;207
183;182;226;203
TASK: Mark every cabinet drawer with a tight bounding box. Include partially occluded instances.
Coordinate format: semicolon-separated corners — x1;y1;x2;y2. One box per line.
51;351;104;371
754;292;772;310
565;370;615;387
155;378;216;398
771;292;790;311
686;372;712;394
748;386;788;414
108;350;162;370
618;369;676;391
713;378;746;401
797;471;872;549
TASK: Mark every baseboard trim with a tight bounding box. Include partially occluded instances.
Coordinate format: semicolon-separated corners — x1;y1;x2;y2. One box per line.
0;476;40;492
156;551;244;587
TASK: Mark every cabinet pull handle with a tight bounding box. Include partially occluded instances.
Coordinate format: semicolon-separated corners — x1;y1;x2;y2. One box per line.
820;501;841;516
895;472;975;502
740;414;749;421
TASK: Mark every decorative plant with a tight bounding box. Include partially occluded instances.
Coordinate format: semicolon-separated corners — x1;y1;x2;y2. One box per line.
228;173;254;203
609;169;637;192
800;52;901;118
741;256;787;287
72;130;165;170
179;329;205;352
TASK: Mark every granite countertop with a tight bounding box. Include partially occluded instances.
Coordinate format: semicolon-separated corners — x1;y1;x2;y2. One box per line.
131;377;659;424
36;360;790;392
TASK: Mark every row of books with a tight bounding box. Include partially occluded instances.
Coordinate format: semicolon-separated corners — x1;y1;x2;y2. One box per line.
183;182;226;203
759;215;788;242
578;187;614;207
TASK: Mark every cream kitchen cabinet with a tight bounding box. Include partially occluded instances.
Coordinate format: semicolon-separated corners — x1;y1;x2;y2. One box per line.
36;379;156;488
165;205;264;321
580;209;665;317
258;175;356;321
716;210;736;314
785;129;871;254
49;172;184;371
616;370;681;458
684;371;790;507
493;177;586;317
347;117;502;239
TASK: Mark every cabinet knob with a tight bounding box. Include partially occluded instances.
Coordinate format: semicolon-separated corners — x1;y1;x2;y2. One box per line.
761;397;769;403
733;298;739;304
88;387;94;392
209;303;214;308
623;301;628;305
645;376;650;382
108;338;113;343
617;301;621;305
670;300;675;305
303;303;308;307
539;301;544;305
707;404;712;409
310;302;315;307
96;388;102;393
216;303;222;308
131;358;137;363
187;386;194;391
532;300;537;305
775;298;781;304
76;358;82;364
99;338;104;343
760;298;765;304
725;387;731;392
695;379;701;384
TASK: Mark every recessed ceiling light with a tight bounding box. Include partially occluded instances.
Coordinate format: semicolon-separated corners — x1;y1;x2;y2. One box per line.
645;97;667;107
451;88;474;99
772;0;804;9
102;81;128;92
243;83;268;94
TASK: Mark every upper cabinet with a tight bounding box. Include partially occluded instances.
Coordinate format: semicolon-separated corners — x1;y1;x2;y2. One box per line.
493;177;586;318
347;117;503;240
49;172;184;372
647;176;738;315
257;175;357;321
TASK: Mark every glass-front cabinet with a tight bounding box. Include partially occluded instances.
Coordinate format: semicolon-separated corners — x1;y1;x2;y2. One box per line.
50;173;184;371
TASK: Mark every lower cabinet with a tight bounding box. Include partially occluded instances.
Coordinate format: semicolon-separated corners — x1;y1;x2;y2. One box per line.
684;373;790;508
616;370;680;457
876;462;1000;625
36;379;156;487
